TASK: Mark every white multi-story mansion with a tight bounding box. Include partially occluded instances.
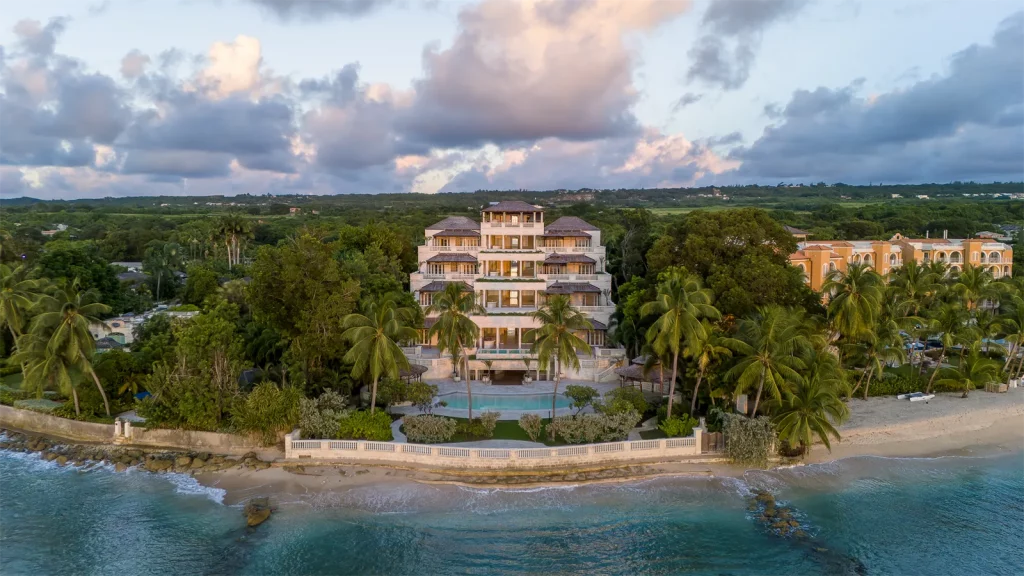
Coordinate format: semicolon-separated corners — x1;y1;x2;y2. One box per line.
406;201;624;383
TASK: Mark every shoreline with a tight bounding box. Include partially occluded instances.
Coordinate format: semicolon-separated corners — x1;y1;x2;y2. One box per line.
4;390;1022;504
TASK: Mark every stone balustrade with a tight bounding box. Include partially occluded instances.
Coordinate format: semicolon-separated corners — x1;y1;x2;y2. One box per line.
285;428;704;469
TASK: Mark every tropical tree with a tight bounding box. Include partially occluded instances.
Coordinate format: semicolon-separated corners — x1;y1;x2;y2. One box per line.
848;312;907;399
770;358;849;455
30;280;113;416
728;305;807;416
217;214;253;269
341;296;418;413
0;263;41;345
640;269;719;418
684;321;742;415
890;260;940;316
924;303;973;393
144;241;183;302
934;344;1001;398
12;331;84;414
822;262;884;345
999;294;1024;376
426;282;484;418
952;264;1002;314
527;295;592;415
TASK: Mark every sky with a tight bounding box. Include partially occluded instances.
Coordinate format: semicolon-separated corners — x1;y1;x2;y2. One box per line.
0;0;1022;199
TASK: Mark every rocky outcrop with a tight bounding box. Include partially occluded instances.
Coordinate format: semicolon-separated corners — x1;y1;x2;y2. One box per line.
244;497;272;527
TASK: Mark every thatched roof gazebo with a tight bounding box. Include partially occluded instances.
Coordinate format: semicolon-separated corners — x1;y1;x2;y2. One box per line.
613;363;665;392
399;364;429;382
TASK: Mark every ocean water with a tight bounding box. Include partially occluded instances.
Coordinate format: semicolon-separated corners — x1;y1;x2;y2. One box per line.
2;447;1022;576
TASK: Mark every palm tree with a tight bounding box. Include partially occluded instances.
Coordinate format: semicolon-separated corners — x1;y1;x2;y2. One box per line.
728;306;807;416
771;359;849;455
822;263;884;345
30;280;113;416
217;215;253;269
684;321;742;415
640;269;719;419
527;295;592;415
12;332;84;415
426;282;484;418
849;312;907;399
341;296;418;413
934;344;1001;398
952;264;1001;314
891;260;940;316
0;263;41;346
924;303;973;393
999;294;1024;375
144;241;183;302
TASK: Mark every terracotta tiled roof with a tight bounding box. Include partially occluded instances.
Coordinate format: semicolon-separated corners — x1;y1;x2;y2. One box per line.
544;253;596;264
546;216;600;231
427;216;479;230
482;201;542;212
804;241;853;248
426;253;478;263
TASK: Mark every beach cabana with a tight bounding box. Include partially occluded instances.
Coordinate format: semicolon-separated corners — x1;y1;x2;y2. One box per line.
399;364;429;382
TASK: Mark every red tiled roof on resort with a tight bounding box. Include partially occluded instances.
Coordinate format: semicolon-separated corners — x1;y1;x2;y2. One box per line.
803;241;853;248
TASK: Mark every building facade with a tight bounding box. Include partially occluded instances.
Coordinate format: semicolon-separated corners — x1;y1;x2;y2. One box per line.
407;201;623;382
789;232;1014;292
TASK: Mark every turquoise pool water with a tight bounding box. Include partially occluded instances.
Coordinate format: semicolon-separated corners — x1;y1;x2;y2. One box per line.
439;392;572;411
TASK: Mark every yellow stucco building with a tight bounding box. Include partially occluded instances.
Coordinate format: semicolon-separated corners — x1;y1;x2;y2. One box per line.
789;232;1014;292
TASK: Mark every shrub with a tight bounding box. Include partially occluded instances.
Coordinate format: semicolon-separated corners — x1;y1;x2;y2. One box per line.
565;385;599;415
867;374;923;397
0;364;21;377
14;398;64;414
404;415;457;443
476;411;499;436
518;413;543;442
546;410;641;444
231;382;301;446
337;410;393;441
598;387;648;416
659;414;699;438
705;406;726;433
456;418;487;439
299;390;350;439
722;413;776;468
0;385;26;405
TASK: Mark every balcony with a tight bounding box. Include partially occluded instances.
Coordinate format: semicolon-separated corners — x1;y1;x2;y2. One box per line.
425;245;479;252
475;348;535;359
542;273;601;282
542;246;600;253
421;273;478;280
578;305;616;315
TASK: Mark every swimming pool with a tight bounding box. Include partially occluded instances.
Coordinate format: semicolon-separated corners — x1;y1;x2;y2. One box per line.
438;392;572;412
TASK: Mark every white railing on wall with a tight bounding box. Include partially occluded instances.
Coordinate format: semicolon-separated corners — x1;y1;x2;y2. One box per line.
284;429;704;468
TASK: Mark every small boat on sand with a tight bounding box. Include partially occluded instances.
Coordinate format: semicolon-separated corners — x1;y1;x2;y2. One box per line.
897;392;935;402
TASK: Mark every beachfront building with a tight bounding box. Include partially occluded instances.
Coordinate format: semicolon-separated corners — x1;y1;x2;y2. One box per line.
407;201;625;383
789;231;1014;292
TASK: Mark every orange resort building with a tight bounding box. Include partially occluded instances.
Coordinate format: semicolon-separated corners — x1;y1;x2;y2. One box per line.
405;201;626;383
790;232;1014;292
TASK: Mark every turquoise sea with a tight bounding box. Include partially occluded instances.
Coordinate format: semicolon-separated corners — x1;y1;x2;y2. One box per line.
1;445;1022;576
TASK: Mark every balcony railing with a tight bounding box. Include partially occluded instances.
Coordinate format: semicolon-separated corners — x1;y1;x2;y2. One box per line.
543;274;601;281
578;305;615;314
425;245;479;252
542;246;599;253
420;273;478;280
475;348;535;358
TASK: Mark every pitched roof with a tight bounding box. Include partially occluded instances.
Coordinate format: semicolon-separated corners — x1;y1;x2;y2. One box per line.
803;241;853;248
540;230;592;238
426;253;478;263
545;216;599;231
418;281;472;292
784;225;809;235
543;282;601;294
614;363;664;384
482;200;542;213
432;229;480;237
587;319;607;330
427;216;479;230
544;253;596;264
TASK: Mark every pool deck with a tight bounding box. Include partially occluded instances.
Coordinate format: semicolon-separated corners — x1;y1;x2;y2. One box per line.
389;379;621;420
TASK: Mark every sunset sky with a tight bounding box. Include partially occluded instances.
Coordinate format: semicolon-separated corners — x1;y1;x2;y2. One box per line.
1;0;1022;198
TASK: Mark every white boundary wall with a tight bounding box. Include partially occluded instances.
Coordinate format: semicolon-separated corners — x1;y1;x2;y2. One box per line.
285;428;704;469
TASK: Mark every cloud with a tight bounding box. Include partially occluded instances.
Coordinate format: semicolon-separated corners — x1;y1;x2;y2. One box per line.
672;92;703;111
244;0;395;22
687;0;807;91
12;18;69;58
400;0;691;148
120;50;150;79
729;12;1024;183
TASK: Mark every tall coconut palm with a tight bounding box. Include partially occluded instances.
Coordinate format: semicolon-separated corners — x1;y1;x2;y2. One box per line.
684;321;742;415
640;269;719;419
924;302;973;393
999;294;1024;375
0;263;41;345
527;295;592;415
952;264;1001;313
144;241;183;302
217;214;253;269
427;282;484;418
891;260;940;315
12;331;84;414
341;296;418;413
770;360;849;455
822;263;884;345
30;279;113;416
934;344;1001;398
728;305;807;416
849;312;907;399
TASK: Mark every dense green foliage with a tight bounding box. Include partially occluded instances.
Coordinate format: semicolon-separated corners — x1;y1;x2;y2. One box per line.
337;410;393;441
659;414;699;438
403;415;458;444
518;413;544;442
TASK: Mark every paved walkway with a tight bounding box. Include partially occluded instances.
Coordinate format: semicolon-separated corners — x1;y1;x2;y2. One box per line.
390;419;406;443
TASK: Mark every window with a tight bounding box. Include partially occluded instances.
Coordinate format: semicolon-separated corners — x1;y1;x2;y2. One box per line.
502;290;519;307
522;290;536;307
507;236;520;249
522;261;536;277
522;235;535;249
485;290;499;307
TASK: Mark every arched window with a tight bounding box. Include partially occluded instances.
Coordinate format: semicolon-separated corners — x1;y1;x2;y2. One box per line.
863;254;873;264
950;252;961;263
989;252;1001;263
889;254;897;266
990;266;999;277
980;252;987;263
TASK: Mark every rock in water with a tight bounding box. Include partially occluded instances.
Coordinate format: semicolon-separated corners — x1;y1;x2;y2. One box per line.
244;497;272;527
